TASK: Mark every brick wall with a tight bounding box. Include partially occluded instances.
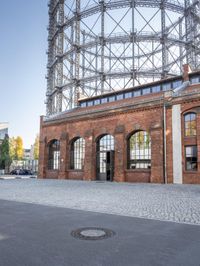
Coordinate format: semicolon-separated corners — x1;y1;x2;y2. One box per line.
39;84;200;184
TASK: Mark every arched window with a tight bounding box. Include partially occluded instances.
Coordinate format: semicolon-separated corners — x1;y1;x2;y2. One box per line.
98;135;114;152
70;137;85;170
128;131;151;169
184;113;197;136
48;140;60;170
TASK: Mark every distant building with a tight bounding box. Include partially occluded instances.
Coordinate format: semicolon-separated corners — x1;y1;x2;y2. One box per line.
0;123;9;142
23;149;31;161
30;145;35;160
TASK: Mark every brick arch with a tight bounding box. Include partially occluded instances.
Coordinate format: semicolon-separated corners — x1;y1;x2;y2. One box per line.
95;133;115;144
125;129;150;141
68;135;85;145
47;138;60;146
181;105;200;115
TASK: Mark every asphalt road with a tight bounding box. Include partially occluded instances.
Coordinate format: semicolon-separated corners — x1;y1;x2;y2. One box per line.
0;199;200;266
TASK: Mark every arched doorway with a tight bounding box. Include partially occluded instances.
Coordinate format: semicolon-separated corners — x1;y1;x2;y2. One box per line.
96;134;115;181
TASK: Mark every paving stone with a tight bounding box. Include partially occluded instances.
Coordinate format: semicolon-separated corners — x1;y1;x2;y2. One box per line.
0;179;200;225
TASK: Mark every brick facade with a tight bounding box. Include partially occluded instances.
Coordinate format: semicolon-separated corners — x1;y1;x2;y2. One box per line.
39;67;200;184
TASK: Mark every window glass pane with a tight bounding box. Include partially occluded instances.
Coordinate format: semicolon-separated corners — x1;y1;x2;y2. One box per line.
172;80;182;89
125;92;132;99
185;146;197;171
87;101;93;107
48;140;60;170
94;99;100;105
143;88;151;95
190;77;199;84
184;113;196;136
98;135;114;152
133;90;141;97
152;86;161;93
109;96;115;102
128;131;151;169
162;83;171;91
116;94;124;100
101;98;108;104
80;102;86;107
71;138;85;170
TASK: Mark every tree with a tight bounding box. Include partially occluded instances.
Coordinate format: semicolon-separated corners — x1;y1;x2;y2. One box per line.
9;137;16;160
0;135;11;170
15;136;24;160
33;134;39;160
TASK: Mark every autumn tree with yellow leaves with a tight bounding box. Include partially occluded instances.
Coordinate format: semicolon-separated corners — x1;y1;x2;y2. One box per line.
33;134;39;160
15;136;24;160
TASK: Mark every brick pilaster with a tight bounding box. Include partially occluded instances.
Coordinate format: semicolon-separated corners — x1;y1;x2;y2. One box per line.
114;133;125;182
83;134;96;181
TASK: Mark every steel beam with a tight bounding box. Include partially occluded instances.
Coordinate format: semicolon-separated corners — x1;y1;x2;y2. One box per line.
46;0;200;115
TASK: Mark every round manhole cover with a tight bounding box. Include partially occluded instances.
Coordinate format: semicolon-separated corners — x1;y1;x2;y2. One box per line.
71;227;115;240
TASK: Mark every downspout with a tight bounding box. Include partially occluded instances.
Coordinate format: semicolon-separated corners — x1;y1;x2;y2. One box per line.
163;100;167;184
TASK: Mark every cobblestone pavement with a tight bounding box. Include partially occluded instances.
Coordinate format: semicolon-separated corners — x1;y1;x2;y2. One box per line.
0;179;200;225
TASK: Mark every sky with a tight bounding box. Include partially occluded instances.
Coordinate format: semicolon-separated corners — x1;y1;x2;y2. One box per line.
0;0;48;148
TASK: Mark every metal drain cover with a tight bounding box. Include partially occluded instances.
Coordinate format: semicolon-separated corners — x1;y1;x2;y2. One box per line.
71;227;115;240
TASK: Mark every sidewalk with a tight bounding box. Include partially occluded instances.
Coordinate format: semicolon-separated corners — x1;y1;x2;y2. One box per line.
0;175;36;180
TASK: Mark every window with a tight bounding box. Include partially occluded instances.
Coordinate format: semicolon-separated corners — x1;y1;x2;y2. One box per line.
94;99;100;105
162;83;171;91
143;88;151;95
109;96;115;102
125;92;132;99
190;76;200;84
152;85;161;93
128;131;151;169
48;140;60;170
87;101;93;107
172;80;182;89
116;94;124;100
80;102;86;107
184;113;196;136
101;98;108;104
133;90;141;97
101;98;108;103
185;146;197;171
70;138;85;170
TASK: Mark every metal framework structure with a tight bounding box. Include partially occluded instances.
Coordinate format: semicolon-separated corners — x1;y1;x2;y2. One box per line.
46;0;200;115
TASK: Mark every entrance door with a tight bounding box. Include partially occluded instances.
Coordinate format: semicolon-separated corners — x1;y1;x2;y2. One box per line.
96;135;115;181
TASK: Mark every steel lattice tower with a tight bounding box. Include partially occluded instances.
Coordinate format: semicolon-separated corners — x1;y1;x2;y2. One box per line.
46;0;200;115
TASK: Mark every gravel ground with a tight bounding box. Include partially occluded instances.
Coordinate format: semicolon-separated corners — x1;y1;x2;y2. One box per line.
0;179;200;225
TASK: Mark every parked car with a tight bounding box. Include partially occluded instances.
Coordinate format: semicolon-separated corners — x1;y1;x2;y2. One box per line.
10;169;33;175
10;169;18;175
22;169;33;175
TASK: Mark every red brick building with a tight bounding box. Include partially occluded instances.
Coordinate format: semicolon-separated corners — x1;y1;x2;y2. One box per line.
39;65;200;184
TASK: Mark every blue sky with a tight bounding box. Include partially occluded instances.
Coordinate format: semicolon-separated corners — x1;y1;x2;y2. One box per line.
0;0;48;148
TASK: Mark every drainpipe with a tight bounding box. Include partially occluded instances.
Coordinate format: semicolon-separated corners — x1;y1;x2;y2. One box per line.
163;100;167;184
